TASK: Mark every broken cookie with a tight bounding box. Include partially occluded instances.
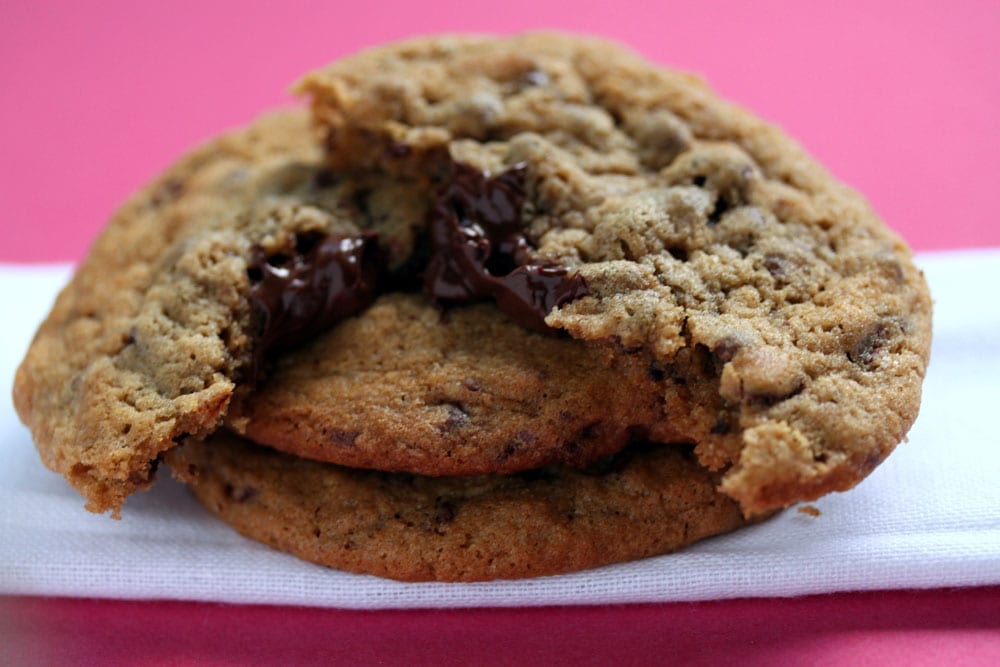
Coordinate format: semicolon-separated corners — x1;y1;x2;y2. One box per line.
13;33;931;581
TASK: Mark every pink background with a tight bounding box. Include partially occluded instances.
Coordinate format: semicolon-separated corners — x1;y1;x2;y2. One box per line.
2;1;999;262
2;1;998;663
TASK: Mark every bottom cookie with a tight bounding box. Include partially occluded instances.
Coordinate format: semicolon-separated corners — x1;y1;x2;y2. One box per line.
166;432;765;581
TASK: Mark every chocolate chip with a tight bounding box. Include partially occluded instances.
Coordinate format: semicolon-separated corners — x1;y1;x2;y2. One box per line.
149;178;184;207
647;362;666;382
884;260;904;283
330;430;360;446
763;253;787;278
438;402;470;433
558;423;601;466
462;378;481;392
850;323;889;369
496;442;518;463
860;449;884;474
710;417;731;435
434;497;457;523
423;162;588;333
266;253;290;268
294;231;324;256
516;430;538;446
246;231;380;383
223;483;257;502
561;439;584;463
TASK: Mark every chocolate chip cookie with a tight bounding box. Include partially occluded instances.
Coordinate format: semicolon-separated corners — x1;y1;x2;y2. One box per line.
165;432;755;582
13;33;931;581
298;33;932;513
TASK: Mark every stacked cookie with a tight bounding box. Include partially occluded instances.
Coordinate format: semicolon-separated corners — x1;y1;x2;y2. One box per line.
13;34;932;581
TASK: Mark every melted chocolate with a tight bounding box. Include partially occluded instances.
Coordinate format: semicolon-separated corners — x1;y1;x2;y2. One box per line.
247;230;379;380
423;163;588;332
245;163;588;380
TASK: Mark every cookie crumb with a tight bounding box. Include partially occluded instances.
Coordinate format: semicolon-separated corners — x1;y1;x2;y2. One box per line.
797;504;821;517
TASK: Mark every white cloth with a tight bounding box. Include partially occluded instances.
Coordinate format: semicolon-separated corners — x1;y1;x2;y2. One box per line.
1;250;998;609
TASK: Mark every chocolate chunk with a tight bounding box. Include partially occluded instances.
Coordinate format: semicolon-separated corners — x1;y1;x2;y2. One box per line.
438;402;470;433
149;177;185;207
247;230;380;381
646;361;666;382
850;323;889;369
710;417;732;435
434;497;457;524
763;253;788;278
423;162;588;332
224;483;259;503
330;429;360;446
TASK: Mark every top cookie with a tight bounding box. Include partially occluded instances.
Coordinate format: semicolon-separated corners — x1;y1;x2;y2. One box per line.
298;33;932;513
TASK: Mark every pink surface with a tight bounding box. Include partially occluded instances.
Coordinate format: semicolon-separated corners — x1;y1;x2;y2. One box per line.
2;589;999;665
2;1;999;261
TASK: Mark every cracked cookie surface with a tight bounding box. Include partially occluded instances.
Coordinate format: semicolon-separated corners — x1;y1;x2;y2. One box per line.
298;33;932;513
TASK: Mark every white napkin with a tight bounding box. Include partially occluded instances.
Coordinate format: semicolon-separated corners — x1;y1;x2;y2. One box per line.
1;250;998;609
